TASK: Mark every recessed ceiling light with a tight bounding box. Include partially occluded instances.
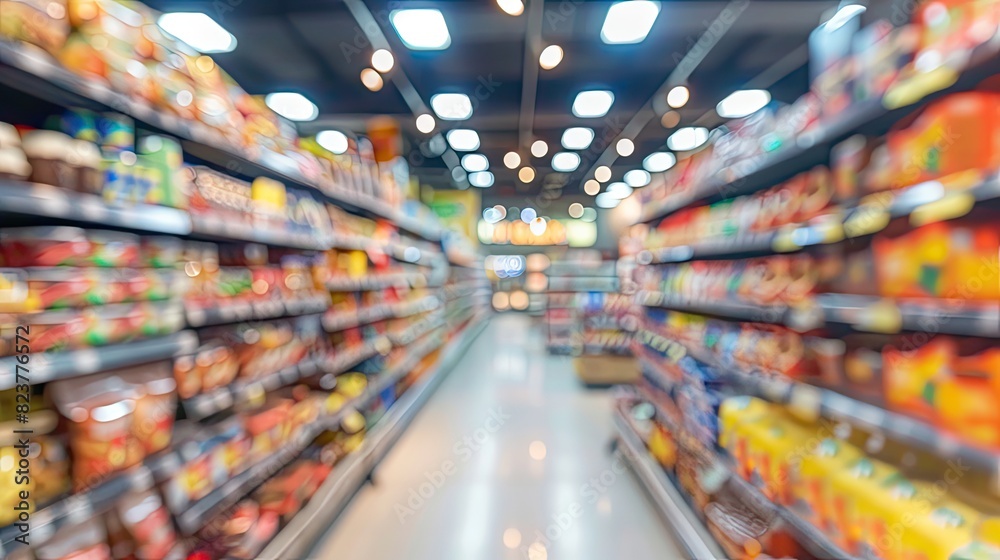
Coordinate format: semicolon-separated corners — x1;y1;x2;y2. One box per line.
539;45;563;70
601;1;660;44
716;89;771;119
643;152;676;173
595;192;620;208
518;167;535;183
616;138;634;157
265;92;318;121
360;68;383;91
504;152;521;169
461;153;489;172
666;86;689;108
446;129;480;151
667;127;709;151
390;9;451;50
568;203;584;218
573;90;614;118
430;93;473;120
561;127;594;150
316;130;348;154
372;49;394;73
415;113;435;133
594;165;612;182
584;179;600;195
607;181;633;199
497;0;524;16
660;110;680;128
624;169;651;187
469;171;495;187
531;140;548;158
158;13;237;53
521;207;537;223
551;152;581;172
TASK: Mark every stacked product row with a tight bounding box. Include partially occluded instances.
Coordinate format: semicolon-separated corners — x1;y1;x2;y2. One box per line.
617;4;1000;560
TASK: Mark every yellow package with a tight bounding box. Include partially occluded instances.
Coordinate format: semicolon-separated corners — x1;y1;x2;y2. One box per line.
854;473;946;560
717;396;770;450
829;457;899;555
898;497;989;560
747;416;810;506
792;438;862;540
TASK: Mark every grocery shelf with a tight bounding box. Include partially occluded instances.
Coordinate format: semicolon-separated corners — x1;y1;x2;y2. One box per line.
817;293;1000;337
715;450;856;560
175;317;461;536
0;330;198;390
181;356;325;421
325;272;424;292
638;290;1000;337
638;41;1000;224
389;314;445;346
638;290;789;324
639;332;1000;473
322;296;440;333
188;215;329;251
612;408;726;560
259;315;489;559
624;390;856;560
0;40;442;243
640;172;1000;263
0;461;156;552
0;181;192;235
184;295;330;327
547;277;620;293
320;337;391;375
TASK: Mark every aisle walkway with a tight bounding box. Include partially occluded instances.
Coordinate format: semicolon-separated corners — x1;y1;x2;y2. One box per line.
314;313;682;559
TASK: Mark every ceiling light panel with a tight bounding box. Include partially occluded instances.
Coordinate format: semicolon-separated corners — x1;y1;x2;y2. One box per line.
561;127;594;150
601;1;660;44
461;153;489;172
572;90;614;118
158;13;236;53
430;93;473;120
551;152;581;172
390;9;451;50
446;129;480;151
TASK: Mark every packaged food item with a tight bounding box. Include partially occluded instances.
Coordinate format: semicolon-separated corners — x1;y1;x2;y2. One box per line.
1;308;91;355
48;373;136;490
140;236;184;268
3;267;91;310
59;108;100;143
791;438;861;542
87;303;145;346
705;489;775;560
98;113;134;153
0;146;32;180
34;518;112;560
828;457;898;554
106;490;178;560
242;399;292;462
72;139;104;195
127;364;177;456
137;134;186;208
0;0;71;54
173;343;239;399
21;129;78;189
87;230;139;267
0;406;69;524
1;226;91;267
186;165;253;223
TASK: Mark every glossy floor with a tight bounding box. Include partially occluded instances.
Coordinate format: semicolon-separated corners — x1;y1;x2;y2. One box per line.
313;313;682;559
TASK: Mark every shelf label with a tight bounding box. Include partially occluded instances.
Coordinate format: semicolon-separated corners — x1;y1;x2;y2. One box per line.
844;194;892;237
910;192;976;228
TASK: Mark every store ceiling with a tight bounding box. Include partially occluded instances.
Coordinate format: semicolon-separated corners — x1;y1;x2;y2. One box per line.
144;0;843;201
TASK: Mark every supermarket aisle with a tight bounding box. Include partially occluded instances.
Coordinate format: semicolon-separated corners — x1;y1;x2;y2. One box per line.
314;313;682;559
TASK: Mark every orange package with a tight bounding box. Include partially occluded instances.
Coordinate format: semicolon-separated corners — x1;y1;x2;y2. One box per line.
888;92;1000;189
48;373;136;491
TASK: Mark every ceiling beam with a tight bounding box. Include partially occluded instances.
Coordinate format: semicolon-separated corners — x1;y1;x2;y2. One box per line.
517;0;545;149
340;0;467;187
577;0;749;187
